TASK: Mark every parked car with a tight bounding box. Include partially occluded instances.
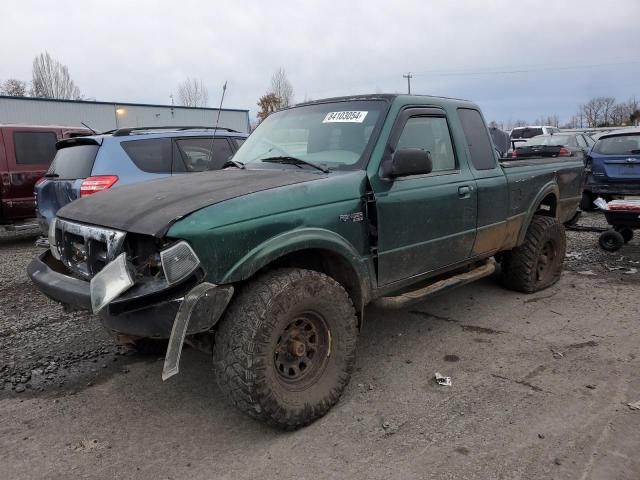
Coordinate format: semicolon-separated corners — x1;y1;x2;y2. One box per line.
36;126;248;234
28;94;584;429
581;128;640;210
511;133;595;159
0;124;90;231
510;125;561;142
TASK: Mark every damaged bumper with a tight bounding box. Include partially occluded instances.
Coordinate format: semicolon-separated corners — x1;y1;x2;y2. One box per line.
27;251;234;375
585;178;640;196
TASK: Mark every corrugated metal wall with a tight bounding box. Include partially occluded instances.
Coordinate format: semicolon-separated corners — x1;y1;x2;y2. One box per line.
0;97;250;133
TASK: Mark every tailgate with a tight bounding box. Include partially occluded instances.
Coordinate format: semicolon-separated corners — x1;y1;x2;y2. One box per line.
601;155;640;181
36;142;99;229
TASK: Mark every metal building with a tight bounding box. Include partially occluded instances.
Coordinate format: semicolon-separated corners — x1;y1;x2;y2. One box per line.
0;96;251;133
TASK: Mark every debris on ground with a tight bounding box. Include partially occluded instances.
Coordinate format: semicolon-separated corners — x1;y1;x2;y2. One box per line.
627;401;640;411
435;372;452;386
604;265;637;274
550;348;564;359
577;270;597;276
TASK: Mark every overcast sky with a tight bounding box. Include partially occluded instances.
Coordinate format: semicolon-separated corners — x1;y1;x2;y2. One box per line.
1;0;639;125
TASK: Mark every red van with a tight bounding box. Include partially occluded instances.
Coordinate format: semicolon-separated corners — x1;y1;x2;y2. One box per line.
0;125;90;230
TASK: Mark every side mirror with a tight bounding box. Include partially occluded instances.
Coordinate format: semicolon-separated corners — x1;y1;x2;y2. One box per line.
388;148;433;177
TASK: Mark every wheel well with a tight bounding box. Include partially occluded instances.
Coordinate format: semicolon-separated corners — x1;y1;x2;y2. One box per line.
264;249;365;314
535;193;557;217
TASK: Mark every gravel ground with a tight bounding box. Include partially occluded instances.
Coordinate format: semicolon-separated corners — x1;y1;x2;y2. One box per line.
0;211;638;479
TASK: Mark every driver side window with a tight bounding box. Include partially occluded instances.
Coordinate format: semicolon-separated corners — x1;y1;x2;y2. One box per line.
396;116;456;172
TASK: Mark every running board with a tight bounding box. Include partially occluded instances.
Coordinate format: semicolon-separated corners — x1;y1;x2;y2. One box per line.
373;259;496;309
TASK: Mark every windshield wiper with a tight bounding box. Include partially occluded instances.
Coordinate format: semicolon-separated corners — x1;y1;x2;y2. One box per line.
222;159;245;169
260;156;330;173
44;172;59;178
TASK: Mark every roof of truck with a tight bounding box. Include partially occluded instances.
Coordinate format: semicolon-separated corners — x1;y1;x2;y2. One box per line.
295;93;473;107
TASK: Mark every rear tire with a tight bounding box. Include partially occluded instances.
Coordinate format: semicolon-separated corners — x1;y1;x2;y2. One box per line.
213;268;358;430
501;215;566;293
599;230;624;252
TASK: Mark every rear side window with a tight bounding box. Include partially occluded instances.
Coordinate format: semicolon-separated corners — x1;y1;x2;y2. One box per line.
233;138;246;148
48;144;99;179
511;127;543;140
576;135;588;148
457;108;496;170
175;137;234;172
13;131;58;165
121;138;172;173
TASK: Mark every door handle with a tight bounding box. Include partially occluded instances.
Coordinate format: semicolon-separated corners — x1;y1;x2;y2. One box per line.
458;186;472;197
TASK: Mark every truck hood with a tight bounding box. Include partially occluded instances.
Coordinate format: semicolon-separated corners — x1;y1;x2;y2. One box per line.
56;168;322;237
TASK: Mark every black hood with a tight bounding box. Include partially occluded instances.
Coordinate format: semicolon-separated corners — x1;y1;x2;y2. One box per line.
57;169;322;237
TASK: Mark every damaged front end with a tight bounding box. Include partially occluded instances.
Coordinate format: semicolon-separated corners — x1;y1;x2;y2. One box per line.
28;218;233;380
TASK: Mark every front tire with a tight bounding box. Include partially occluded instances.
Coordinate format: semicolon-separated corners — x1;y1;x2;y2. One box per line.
501;215;566;293
213;268;358;430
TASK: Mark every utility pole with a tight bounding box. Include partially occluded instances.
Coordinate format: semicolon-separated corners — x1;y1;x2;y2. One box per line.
402;72;413;94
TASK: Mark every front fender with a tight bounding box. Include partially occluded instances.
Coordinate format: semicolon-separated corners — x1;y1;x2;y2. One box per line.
220;227;372;299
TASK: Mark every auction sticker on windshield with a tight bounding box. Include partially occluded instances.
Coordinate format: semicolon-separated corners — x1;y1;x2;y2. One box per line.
323;111;368;123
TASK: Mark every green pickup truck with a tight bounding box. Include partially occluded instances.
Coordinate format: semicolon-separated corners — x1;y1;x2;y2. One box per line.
28;94;583;429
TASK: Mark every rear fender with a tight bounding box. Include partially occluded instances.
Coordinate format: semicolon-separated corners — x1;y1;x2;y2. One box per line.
516;182;559;245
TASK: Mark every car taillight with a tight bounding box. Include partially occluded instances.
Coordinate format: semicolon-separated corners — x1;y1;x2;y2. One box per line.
80;175;118;196
511;150;517;158
558;147;571;156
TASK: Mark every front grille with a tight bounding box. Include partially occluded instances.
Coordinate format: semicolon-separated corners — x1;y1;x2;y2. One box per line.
54;219;126;280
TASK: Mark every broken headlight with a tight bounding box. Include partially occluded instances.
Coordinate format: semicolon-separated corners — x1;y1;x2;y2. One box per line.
160;241;200;285
90;252;134;313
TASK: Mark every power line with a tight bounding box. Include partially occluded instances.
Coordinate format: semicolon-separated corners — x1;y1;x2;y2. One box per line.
402;72;413;94
411;60;640;78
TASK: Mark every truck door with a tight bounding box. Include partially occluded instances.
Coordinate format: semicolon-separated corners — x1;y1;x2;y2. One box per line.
1;127;59;220
456;108;509;255
370;107;477;286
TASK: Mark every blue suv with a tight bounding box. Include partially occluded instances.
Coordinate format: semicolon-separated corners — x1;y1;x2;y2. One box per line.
582;128;640;210
35;126;248;233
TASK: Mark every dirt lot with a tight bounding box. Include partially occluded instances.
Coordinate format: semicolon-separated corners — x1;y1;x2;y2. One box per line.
1;211;639;480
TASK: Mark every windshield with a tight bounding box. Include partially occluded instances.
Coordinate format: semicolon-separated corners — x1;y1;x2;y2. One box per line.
234;100;387;170
510;127;544;140
522;135;571;147
593;134;640;155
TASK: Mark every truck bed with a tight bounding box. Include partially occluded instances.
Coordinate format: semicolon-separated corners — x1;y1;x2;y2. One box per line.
501;156;584;225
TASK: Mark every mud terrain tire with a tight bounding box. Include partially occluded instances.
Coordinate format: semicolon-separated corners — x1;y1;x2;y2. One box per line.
213;268;358;429
501;215;566;293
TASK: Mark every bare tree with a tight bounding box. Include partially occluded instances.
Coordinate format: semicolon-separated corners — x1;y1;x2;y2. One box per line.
31;52;81;99
581;98;604;127
610;103;631;126
1;78;28;96
270;67;294;109
601;97;616;126
176;78;209;107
